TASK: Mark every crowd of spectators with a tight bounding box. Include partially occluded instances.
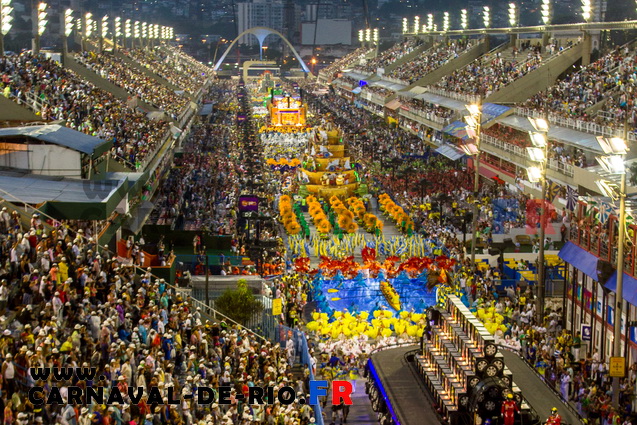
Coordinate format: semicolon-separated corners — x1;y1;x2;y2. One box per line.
0;52;170;168
434;48;544;98
319;47;372;79
122;48;208;95
387;40;473;84
354;38;423;74
523;44;637;130
150;109;239;234
399;97;455;124
470;273;637;424
0;80;318;425
77;51;190;119
482;124;589;168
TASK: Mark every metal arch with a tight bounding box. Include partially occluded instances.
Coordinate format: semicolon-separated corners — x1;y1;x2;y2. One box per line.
213;26;310;73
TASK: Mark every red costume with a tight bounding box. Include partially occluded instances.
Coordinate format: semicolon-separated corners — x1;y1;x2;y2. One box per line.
546;413;562;425
501;399;519;425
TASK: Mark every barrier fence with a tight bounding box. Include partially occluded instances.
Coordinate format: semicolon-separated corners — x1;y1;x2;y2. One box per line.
275;324;325;425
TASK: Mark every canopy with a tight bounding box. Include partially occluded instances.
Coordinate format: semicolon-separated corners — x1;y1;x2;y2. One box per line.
385;99;402;111
370;79;407;92
558;241;602;282
497;115;603;152
0;124;112;157
414;92;467;112
0;172;127;220
435;144;465;161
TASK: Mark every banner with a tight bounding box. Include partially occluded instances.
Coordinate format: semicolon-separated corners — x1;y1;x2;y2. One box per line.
272;298;283;316
238;196;259;212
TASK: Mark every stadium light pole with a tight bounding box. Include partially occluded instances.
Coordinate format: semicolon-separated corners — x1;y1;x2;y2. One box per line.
402;17;408;34
133;21;140;48
427;13;434;32
83;12;92;51
99;15;107;52
461;9;468;30
414;15;420;35
594;133;628;409
0;0;13;55
61;8;72;59
125;19;131;49
483;6;490;29
526;117;550;324
465;102;482;269
33;2;47;55
114;17;121;51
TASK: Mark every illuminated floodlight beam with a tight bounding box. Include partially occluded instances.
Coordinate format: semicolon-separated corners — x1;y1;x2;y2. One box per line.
37;2;47;36
508;3;517;27
461;9;468;30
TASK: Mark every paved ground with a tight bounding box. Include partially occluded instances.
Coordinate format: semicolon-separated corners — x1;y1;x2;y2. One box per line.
323;378;377;425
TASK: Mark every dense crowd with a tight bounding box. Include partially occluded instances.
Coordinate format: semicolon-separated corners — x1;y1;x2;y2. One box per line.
0;52;170;168
122;48;208;95
434;47;544;98
388;40;473;84
77;51;190;119
399;97;455;124
523;44;637;132
150;117;239;234
319;47;372;79
470;273;637;423
355;38;423;74
482;125;589;168
0;80;319;425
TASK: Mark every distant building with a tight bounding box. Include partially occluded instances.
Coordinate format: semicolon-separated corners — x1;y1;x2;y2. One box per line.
237;0;285;46
301;19;352;46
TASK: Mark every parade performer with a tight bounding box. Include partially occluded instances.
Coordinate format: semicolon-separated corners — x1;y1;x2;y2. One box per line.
546;408;561;425
501;393;519;425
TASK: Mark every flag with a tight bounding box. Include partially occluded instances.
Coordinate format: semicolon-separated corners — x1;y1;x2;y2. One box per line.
566;186;578;211
597;201;613;225
547;180;560;203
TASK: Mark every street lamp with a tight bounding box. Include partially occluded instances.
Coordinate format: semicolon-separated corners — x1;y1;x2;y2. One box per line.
1;0;13;55
594;134;628;409
461;9;468;30
526;117;550;323
464;102;482;268
509;3;517;27
483;6;491;28
541;0;552;25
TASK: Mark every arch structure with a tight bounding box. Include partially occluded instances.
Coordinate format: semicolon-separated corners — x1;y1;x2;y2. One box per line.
213;27;310;73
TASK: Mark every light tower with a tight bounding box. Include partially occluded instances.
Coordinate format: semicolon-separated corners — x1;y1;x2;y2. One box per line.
0;0;13;55
33;2;47;55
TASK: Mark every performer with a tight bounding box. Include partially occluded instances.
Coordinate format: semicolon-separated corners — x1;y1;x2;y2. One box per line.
501;393;519;425
546;408;561;425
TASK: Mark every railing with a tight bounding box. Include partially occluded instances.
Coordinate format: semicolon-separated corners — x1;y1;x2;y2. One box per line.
10;90;49;114
515;107;637;142
425;87;480;104
275;325;325;425
398;106;452;126
547;157;575;178
481;134;575;178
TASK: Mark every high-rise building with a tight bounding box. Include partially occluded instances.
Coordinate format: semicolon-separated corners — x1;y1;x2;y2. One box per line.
237;0;288;45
